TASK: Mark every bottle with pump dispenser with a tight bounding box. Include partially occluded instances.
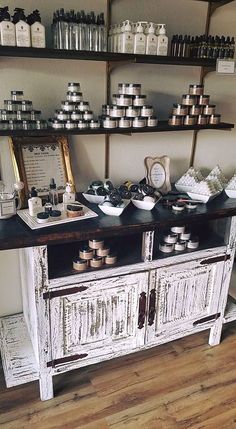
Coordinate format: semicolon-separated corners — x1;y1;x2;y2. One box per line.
145;22;157;55
0;6;16;46
28;10;46;48
28;187;42;217
13;8;31;47
120;20;134;53
133;22;146;54
156;24;168;56
63;182;76;207
49;178;59;207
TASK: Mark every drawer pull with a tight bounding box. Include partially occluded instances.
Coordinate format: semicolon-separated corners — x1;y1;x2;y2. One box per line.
43;286;88;300
200;255;230;265
148;289;156;326
138;292;146;329
47;353;88;367
193;313;220;326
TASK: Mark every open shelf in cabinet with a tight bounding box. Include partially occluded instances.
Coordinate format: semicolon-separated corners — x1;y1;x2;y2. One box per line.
153;218;228;261
47;233;143;280
0;122;233;137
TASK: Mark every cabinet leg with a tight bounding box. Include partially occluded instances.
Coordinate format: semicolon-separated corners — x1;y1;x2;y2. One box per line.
39;371;54;401
208;317;223;346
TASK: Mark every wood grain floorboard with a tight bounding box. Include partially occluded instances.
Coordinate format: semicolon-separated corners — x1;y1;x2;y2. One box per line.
0;323;236;429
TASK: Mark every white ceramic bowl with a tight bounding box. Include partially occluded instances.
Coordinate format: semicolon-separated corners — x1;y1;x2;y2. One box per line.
187;191;221;203
225;189;236;198
82;193;106;204
131;198;156;211
98;200;130;216
175;184;192;193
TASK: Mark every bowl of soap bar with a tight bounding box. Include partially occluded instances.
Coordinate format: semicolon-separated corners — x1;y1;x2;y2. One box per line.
131;183;159;210
98;189;130;216
83;179;113;204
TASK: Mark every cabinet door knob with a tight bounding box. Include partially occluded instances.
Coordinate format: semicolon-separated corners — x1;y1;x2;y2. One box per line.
138;292;146;329
148;289;156;326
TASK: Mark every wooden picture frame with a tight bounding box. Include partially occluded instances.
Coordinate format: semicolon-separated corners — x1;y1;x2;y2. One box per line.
9;136;75;204
144;155;171;194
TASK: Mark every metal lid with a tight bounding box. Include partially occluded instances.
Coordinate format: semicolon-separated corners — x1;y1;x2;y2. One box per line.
11;90;24;94
67;91;83;96
189;84;204;88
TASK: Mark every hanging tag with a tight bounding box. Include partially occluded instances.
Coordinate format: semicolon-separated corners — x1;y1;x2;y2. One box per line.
216;58;235;74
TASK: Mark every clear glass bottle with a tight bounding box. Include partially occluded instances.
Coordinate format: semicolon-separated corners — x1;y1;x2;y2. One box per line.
49;178;59;206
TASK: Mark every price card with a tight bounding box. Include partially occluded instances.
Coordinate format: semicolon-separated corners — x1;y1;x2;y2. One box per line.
216;59;235;74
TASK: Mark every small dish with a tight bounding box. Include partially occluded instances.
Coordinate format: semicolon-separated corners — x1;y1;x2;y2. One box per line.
98;199;130;216
82;193;106;204
187;191;221;203
131;198;156;211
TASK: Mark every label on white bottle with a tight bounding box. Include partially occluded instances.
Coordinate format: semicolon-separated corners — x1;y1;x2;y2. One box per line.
0;21;16;46
16;21;31;47
31;23;46;48
157;37;168;56
146;37;157;55
121;34;134;53
28;198;42;217
134;35;146;54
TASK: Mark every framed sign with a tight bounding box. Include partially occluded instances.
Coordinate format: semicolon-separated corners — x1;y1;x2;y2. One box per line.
9;136;75;204
144;155;171;194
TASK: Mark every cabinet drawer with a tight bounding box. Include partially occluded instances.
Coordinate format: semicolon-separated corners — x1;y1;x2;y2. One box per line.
48;272;149;367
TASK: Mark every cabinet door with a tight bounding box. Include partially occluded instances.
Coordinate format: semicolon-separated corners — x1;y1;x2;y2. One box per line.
146;256;224;345
49;272;149;366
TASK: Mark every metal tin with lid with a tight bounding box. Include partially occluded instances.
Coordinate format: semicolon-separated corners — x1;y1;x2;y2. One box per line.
9;120;23;130
22;120;35;130
77;120;89;129
4;100;21;111
66;91;83;102
50;119;65;129
30;110;41;120
159;242;174;253
65;120;77;129
174;240;187;251
68;82;80;92
103;117;118;128
21;101;33;111
1;110;17;120
76;101;90;112
132;116;147;128
102;104;111;116
112;94;133;106
168;115;184;126
187;237;199;249
118;83;141;96
172;104;189;116
163;233;178;244
0;120;9;130
71;111;82;121
35;120;48;130
61;101;76;112
119;117;132;128
147;116;158;127
198;95;210;106
140;105;154;117
209;114;221;124
73;258;87;271
197;114;209;125
89;120;100;129
109;105;126;118
189;105;203;115
83;110;94;121
189;84;204;96
133;95;147;106
11;90;24;101
203;105;216;115
184;115;197;125
55;110;70;121
182;94;198;106
126;106;141;118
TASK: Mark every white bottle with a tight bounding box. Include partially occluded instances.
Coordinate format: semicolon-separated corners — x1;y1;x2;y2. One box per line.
63;182;76;206
146;22;158;55
30;10;46;48
156;24;168;56
120;20;134;54
28;187;42;217
0;7;16;47
133;22;146;55
13;8;31;47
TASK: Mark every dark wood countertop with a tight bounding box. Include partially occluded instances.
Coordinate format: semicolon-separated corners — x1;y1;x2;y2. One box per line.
0;193;236;251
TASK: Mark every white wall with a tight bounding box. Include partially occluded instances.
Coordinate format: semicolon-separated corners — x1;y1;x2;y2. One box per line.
0;0;235;316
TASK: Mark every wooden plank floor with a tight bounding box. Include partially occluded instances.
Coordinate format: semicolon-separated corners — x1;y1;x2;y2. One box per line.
0;324;236;429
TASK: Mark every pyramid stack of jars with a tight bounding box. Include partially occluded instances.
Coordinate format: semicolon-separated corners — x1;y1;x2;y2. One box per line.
49;82;100;130
0;90;47;130
168;84;221;126
102;83;158;129
73;238;117;272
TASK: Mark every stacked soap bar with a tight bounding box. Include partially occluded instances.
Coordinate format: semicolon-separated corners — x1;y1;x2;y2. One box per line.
159;225;199;254
176;165;226;202
49;82;100;130
73;238;117;272
169;84;221;127
0;90;47;130
225;174;236;198
101;83;158;129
